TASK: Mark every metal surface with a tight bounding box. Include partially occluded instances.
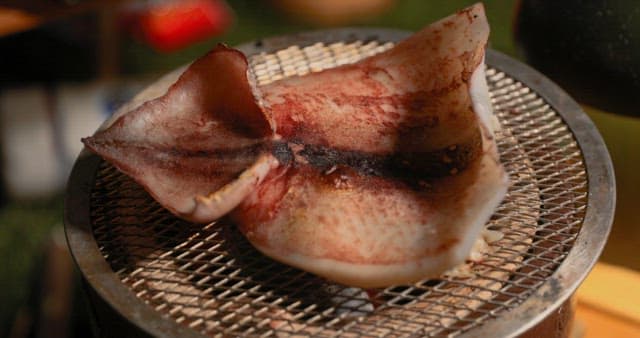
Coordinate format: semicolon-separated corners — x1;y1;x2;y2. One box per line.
65;29;615;338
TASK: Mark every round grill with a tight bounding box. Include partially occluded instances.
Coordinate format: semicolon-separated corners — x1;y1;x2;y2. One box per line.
65;29;615;338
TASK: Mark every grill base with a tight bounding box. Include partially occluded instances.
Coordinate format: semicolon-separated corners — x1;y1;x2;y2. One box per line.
82;282;575;338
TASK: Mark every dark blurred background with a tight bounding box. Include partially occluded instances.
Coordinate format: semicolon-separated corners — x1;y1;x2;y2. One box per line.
0;0;637;337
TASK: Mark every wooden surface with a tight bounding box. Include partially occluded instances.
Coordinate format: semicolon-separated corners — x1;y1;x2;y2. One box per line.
574;262;640;338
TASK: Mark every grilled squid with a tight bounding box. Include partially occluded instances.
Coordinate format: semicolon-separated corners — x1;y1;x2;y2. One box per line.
83;3;508;287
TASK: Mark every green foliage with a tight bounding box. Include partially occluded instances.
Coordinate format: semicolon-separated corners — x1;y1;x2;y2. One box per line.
0;197;63;333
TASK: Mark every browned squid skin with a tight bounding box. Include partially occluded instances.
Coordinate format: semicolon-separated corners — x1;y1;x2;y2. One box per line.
259;5;486;159
233;158;483;265
82;45;275;220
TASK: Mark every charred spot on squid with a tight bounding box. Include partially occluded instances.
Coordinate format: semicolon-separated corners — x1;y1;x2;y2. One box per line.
277;138;482;181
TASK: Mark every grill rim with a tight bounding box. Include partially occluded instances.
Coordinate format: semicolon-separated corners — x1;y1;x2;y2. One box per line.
458;49;615;338
64;28;615;338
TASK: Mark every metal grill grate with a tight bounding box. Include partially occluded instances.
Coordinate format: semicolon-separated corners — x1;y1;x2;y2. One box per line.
87;39;590;337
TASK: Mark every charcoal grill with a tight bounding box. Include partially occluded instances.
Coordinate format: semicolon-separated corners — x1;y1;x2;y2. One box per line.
65;29;615;338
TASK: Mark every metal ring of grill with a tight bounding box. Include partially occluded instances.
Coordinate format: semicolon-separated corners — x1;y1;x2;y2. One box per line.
64;29;615;338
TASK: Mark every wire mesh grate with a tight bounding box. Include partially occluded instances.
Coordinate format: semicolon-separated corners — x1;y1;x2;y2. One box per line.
89;40;588;337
